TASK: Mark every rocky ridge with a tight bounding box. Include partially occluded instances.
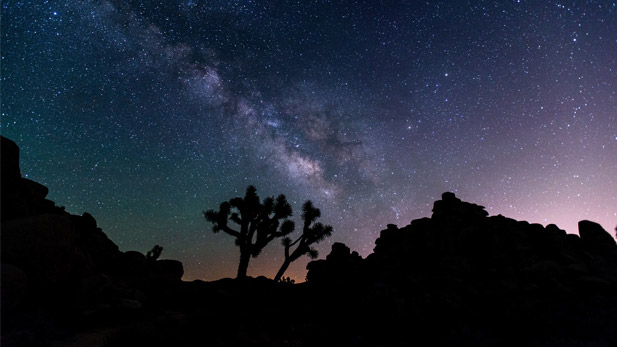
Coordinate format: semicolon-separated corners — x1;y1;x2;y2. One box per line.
1;136;184;346
306;192;617;345
309;192;617;291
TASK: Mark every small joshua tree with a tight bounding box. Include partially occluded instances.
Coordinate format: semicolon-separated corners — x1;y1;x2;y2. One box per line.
274;200;333;282
146;245;163;261
204;186;295;279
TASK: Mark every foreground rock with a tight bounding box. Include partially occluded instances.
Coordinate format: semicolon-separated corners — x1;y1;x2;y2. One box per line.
307;192;617;345
1;136;184;346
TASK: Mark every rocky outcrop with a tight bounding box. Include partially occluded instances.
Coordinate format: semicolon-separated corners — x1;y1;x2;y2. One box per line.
307;192;617;344
1;137;64;221
309;192;617;290
306;242;362;284
151;259;184;281
0;136;184;314
579;220;617;249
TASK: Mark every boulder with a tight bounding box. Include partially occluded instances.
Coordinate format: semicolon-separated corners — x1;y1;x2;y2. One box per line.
0;136;21;186
326;242;352;261
75;273;147;316
71;213;120;271
1;137;26;221
306;243;362;284
578;220;616;248
115;251;148;278
1;264;28;309
21;178;49;201
308;192;617;304
151;259;184;281
74;212;98;230
1;214;95;293
431;192;488;223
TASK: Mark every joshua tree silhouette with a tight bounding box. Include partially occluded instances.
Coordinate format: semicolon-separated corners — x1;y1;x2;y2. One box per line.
274;200;333;282
146;245;163;261
204;186;295;278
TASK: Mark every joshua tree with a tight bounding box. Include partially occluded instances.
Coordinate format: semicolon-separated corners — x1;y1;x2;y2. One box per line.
204;186;295;279
146;245;163;261
274;200;333;282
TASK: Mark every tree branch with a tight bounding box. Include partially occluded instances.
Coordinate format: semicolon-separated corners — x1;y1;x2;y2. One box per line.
289;235;303;247
222;225;241;238
284;244;290;260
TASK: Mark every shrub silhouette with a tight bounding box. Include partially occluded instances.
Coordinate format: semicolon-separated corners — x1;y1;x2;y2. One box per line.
204;186;295;278
146;245;163;261
279;276;295;284
274;200;333;282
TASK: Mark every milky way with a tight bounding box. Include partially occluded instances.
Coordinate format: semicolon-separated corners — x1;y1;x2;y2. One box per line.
2;1;616;281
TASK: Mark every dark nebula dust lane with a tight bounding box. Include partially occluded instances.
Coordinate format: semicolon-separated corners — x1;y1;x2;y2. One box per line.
2;0;616;281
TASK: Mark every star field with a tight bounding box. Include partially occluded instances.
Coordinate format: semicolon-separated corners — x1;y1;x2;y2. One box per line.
2;1;616;281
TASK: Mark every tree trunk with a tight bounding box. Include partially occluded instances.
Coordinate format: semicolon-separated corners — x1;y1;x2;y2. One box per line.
237;247;251;278
274;259;291;282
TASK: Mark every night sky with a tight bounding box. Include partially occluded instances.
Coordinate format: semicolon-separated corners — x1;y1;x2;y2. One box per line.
2;0;616;282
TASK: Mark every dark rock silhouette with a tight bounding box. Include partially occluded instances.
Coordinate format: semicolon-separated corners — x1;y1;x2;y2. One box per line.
151;259;184;281
579;220;617;249
1;136;184;346
309;192;617;292
307;192;617;345
306;242;362;284
1;136;65;221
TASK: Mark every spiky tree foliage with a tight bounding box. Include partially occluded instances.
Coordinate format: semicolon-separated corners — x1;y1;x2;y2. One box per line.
146;245;163;261
274;200;333;282
204;186;295;278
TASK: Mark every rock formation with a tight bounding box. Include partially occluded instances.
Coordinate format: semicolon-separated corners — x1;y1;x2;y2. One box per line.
1;136;184;345
307;192;617;345
309;192;617;290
